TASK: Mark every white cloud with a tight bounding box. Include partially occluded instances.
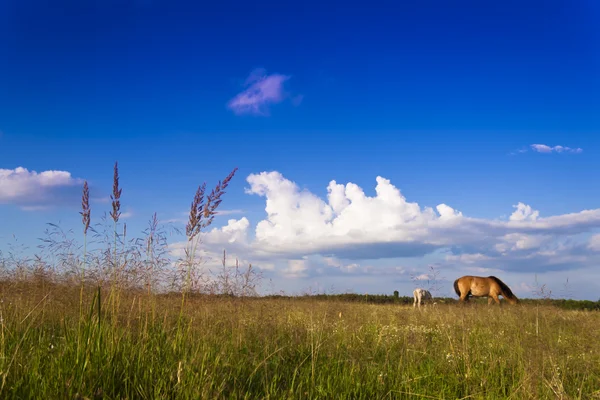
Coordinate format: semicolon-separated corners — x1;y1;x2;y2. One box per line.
530;144;583;154
283;259;310;278
413;274;430;281
177;171;600;298
19;205;52;212
445;253;492;264
510;144;583;156
204;218;250;246
509;203;539;221
0;166;84;209
588;234;600;252
216;209;245;216
237;172;600;257
494;233;550;253
241;171;448;258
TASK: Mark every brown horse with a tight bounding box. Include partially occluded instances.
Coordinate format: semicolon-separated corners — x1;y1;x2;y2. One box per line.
453;275;519;305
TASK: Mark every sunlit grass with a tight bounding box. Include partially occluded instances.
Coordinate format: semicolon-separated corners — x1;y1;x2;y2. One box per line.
0;281;598;399
1;162;598;399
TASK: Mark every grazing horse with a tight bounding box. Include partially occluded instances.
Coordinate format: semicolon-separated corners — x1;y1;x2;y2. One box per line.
413;288;433;308
453;275;519;305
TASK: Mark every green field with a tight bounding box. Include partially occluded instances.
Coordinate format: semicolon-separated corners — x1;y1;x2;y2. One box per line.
1;165;598;399
0;281;598;399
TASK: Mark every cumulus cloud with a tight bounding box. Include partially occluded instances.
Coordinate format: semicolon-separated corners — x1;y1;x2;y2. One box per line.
203;217;251;247
242;172;456;258
189;171;600;285
0;166;84;209
227;69;298;116
509;203;539;221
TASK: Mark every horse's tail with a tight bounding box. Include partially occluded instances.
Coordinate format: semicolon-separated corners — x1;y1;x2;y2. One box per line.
453;278;461;297
489;276;518;302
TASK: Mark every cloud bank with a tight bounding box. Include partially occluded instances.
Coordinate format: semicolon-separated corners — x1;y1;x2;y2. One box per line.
227;69;298;116
0;166;84;209
191;171;600;288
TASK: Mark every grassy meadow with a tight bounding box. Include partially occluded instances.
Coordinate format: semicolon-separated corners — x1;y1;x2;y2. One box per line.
0;282;599;399
1;163;599;399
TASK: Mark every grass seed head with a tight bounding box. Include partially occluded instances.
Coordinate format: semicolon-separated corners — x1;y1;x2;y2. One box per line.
80;180;91;235
186;167;238;240
110;161;122;223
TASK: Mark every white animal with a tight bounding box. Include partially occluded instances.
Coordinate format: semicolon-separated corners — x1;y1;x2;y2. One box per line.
413;288;433;308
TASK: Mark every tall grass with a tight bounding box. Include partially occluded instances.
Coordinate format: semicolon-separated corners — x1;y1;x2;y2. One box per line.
0;163;599;398
0;283;598;399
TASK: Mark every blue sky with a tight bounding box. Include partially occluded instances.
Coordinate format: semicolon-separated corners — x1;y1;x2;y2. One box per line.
1;0;599;299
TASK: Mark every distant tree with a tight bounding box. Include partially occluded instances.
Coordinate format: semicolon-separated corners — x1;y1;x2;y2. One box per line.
393;290;399;299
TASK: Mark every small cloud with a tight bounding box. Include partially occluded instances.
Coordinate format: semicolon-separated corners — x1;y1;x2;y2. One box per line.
530;144;583;154
19;205;52;212
163;209;244;225
227;68;299;116
216;209;245;216
0;166;84;209
509;202;540;222
510;144;583;155
413;274;431;281
445;253;491;264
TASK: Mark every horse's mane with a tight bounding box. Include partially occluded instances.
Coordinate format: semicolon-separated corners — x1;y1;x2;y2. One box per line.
453;278;461;297
488;276;518;301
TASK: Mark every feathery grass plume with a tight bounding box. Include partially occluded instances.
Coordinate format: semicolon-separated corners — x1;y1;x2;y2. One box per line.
109;161;123;316
201;167;238;231
179;167;238;300
186;183;206;240
185;167;238;240
80;181;91;235
79;181;91;310
110;162;122;223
